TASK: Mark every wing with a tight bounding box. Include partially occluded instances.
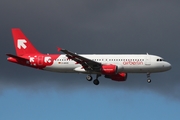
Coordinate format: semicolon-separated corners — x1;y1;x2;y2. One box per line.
60;49;102;72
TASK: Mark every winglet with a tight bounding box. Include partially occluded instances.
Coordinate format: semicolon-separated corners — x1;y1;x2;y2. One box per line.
57;47;62;52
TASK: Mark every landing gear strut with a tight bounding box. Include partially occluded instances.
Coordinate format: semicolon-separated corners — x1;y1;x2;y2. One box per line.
93;74;101;85
147;73;151;83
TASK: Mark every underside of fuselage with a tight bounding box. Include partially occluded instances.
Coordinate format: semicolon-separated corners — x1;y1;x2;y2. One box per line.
44;63;167;74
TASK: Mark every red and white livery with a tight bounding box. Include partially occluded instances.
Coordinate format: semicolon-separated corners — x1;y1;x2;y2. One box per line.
7;28;171;85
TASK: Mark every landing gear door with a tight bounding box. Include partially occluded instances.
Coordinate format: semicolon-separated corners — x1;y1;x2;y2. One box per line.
145;55;151;65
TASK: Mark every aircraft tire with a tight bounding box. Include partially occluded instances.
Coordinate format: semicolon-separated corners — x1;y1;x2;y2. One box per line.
147;79;151;83
86;75;93;81
93;79;99;85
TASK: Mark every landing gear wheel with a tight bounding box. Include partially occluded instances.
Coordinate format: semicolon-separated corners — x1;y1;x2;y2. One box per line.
86;75;93;81
93;79;99;85
146;73;151;83
147;79;151;83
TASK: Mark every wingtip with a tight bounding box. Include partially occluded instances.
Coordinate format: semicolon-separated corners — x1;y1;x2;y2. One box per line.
57;47;62;52
11;28;21;31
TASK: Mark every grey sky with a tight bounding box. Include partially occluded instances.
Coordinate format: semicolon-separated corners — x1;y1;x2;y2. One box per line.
0;1;180;99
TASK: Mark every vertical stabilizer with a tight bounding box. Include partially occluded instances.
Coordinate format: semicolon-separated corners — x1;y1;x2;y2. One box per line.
12;28;41;56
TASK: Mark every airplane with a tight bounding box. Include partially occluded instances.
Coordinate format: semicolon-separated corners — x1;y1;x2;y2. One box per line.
7;28;171;85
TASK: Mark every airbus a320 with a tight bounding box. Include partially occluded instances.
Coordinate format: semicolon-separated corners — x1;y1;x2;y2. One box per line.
7;28;171;85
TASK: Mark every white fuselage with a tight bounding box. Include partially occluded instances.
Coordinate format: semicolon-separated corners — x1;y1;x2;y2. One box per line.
44;54;171;74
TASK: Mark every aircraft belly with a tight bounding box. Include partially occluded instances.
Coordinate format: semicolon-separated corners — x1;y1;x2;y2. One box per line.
43;61;166;74
122;66;145;73
44;64;81;73
122;65;165;73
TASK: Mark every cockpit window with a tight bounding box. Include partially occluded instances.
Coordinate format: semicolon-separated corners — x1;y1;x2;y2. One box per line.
157;58;164;62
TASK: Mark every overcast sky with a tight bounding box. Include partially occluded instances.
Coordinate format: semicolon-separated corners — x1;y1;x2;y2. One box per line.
0;1;180;120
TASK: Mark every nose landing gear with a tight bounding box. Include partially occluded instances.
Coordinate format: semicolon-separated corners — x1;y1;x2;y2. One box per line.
147;73;151;83
147;79;151;83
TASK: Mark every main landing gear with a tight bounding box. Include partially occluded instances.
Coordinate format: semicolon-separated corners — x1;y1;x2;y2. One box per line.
147;73;151;83
86;75;93;81
86;74;101;85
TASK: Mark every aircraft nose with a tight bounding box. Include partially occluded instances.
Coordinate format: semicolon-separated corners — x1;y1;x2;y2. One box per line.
165;62;172;70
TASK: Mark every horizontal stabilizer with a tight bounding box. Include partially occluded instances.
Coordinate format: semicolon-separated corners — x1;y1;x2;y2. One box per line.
6;54;28;61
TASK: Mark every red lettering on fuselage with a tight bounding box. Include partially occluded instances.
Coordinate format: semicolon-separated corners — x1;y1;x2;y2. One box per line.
123;61;143;65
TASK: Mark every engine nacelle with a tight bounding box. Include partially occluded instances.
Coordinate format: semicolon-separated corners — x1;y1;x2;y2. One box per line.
101;64;117;75
105;73;127;81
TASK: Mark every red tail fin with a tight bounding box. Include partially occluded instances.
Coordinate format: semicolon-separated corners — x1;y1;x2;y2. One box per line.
12;28;41;56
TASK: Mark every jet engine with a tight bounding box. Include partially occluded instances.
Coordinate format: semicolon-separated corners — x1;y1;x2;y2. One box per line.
105;72;127;81
101;64;117;75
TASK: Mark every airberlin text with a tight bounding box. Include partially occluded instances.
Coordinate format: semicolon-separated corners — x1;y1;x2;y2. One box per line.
123;61;143;65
